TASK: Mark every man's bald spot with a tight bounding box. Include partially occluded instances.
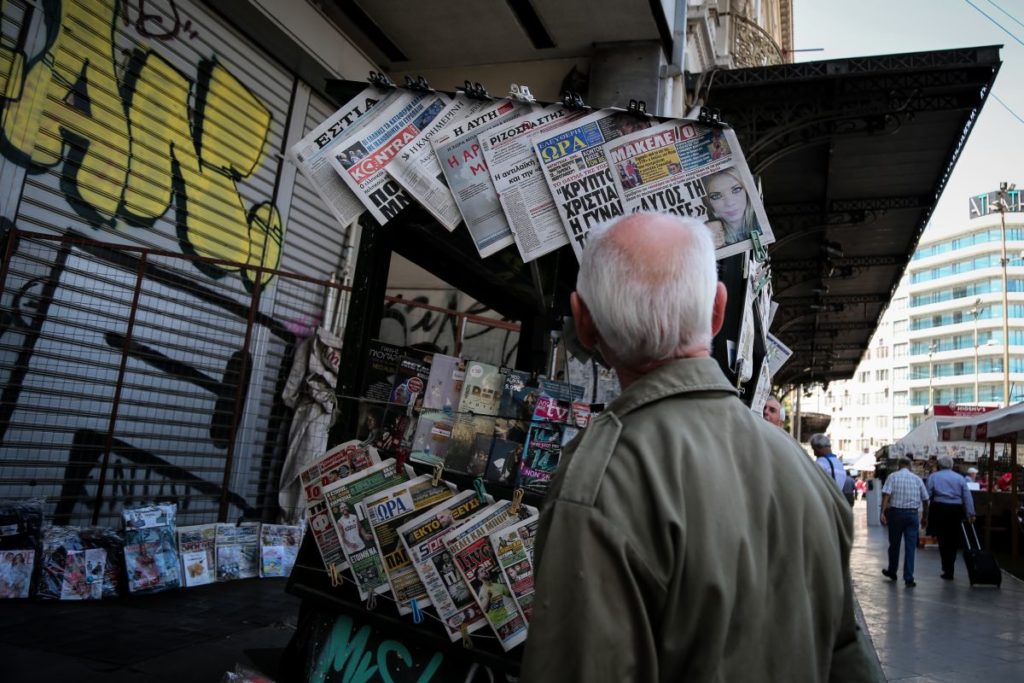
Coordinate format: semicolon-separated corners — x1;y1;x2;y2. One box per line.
604;214;698;285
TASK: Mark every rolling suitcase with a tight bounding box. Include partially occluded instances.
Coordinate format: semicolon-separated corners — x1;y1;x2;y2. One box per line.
961;521;1002;587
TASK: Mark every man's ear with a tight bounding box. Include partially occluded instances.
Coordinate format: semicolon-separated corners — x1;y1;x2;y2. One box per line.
570;292;599;351
711;282;727;337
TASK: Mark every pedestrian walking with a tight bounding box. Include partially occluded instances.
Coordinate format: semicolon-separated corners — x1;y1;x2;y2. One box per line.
881;456;929;587
927;455;976;580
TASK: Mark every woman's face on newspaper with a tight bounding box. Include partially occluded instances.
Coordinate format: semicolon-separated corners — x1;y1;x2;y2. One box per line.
706;172;746;227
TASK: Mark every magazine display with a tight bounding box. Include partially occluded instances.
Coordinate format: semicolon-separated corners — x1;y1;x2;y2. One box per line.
38;526;120;600
301;439;380;576
288;86;386;228
123;503;180;594
459;361;504;416
330;90;450;224
602;120;774;260
533;109;653;261
422;354;465;412
432;99;533;257
178;524;217;587
442;500;537;651
532;378;583;424
356;340;403;443
0;548;34;599
0;498;43;599
409;410;455;467
480;105;587;262
362;475;456;614
489;515;539;622
445;413;497;475
397;490;490;641
260;524;302;578
215;522;260;582
322;459;410;601
387;95;493;230
517;422;564;494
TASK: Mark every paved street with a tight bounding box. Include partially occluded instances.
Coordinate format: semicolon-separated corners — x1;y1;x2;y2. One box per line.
851;502;1024;682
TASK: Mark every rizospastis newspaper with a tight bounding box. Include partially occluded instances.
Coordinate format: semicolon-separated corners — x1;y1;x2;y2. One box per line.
330;90;451;225
479;105;587;262
397;489;490;641
432;99;534;258
386;95;493;230
288;87;385;227
602;120;775;260
532;109;653;262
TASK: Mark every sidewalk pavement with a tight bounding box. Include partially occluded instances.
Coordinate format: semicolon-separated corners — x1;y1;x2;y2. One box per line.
851;501;1024;682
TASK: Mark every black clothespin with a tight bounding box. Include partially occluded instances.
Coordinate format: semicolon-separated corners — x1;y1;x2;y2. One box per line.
626;99;649;118
459;80;491;101
367;70;395;89
404;75;433;93
698;106;723;126
561;90;588;110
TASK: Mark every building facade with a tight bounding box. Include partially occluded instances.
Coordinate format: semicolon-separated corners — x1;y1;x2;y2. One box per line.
813;189;1024;457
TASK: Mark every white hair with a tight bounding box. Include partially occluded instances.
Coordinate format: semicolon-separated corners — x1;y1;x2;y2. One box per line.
937;455;954;470
576;213;718;367
809;433;831;449
767;395;785;421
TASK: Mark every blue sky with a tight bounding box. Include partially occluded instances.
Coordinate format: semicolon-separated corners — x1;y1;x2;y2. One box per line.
793;0;1024;238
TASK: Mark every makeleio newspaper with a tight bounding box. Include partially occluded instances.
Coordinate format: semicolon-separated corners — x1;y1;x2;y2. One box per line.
432;99;534;258
489;515;539;623
322;458;409;601
480;104;587;263
602;119;775;260
532;109;653;262
442;500;537;651
330;90;451;225
386;95;494;230
397;489;490;641
287;86;385;228
363;474;456;614
177;523;216;587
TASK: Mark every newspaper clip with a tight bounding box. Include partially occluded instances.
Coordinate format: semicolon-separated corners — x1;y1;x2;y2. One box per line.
459;80;491;100
626;99;649;119
367;70;395;89
404;75;433;93
460;623;474;649
508;84;536;103
561;90;588;110
509;488;525;515
365;591;378;611
431;464;444;487
328;563;344;588
411;597;424;624
753;268;771;296
750;229;769;263
472;477;488;504
697;106;724;127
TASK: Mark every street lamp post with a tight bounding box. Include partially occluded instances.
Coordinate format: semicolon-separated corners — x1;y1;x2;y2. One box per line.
972;297;981;403
998;182;1015;407
928;340;937;411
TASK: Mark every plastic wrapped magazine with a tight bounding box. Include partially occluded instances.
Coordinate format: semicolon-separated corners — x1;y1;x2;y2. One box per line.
178;524;217;587
445;413;496;475
123;503;180;594
216;523;260;581
398;489;490;641
260;524;302;578
489;515;540;623
38;526;123;600
0;498;43;598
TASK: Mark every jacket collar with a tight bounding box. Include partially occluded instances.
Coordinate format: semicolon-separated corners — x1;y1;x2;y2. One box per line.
606;357;739;418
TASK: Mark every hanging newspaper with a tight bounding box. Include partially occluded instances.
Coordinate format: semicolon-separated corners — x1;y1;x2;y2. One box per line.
363;474;456;614
322;458;410;601
443;500;537;651
387;95;494;230
750;362;773;417
397;489;491;641
603;119;774;260
433;99;535;257
489;515;539;623
330;90;451;224
766;334;794;377
288;87;388;227
479;104;587;262
533;109;654;262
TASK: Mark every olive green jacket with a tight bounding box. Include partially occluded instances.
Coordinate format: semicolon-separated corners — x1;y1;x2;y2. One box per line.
520;357;881;682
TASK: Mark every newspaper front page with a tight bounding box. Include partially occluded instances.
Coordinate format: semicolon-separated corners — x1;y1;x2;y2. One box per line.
178;524;216;587
432;99;535;257
489;515;539;623
442;500;536;651
363;474;456;614
766;334;794;377
322;459;409;601
387;95;494;230
397;489;490;641
533;109;654;262
479;105;587;262
330;91;451;225
288;87;387;228
602;120;775;260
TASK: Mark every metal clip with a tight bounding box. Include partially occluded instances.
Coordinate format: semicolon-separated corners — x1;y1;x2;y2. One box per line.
627;99;648;117
404;75;433;92
473;477;488;504
698;106;722;125
509;83;536;103
411;598;424;624
561;90;587;110
750;229;769;263
328;564;344;588
460;80;490;100
510;488;525;515
367;70;395;89
366;591;378;611
461;623;474;649
431;464;444;487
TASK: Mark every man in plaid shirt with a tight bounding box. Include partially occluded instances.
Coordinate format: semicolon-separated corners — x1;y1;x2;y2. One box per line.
880;456;930;587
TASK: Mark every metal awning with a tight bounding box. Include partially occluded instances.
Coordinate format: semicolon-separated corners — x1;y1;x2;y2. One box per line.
698;46;1002;387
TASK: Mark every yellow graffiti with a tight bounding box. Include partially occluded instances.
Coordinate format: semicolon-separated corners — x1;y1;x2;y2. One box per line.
0;0;282;287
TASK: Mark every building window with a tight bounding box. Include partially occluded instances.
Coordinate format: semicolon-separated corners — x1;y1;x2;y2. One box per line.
893;320;907;334
859;371;870;383
894;343;908;359
875;415;889;429
894;391;908;408
875;369;889;381
894;366;908;381
893;416;908;433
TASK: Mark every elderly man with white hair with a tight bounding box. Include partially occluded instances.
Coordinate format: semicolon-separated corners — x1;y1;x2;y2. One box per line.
927;454;977;581
520;213;880;682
